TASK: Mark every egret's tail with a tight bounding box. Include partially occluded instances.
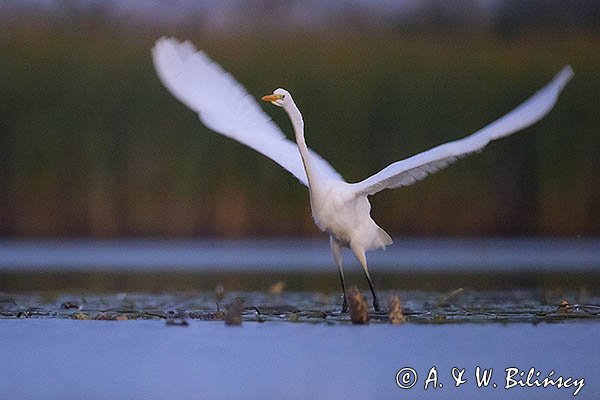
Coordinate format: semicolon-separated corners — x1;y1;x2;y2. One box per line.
378;227;393;248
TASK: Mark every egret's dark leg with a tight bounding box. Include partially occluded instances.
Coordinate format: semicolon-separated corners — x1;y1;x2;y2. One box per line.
363;268;380;311
330;236;348;312
350;242;380;311
337;267;348;312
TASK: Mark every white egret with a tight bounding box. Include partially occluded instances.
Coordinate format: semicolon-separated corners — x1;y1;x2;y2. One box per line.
152;37;573;311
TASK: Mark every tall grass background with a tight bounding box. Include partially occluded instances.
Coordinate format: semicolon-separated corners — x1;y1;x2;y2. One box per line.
1;3;598;237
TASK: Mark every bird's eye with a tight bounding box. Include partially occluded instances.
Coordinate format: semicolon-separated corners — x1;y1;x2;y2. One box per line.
280;94;285;99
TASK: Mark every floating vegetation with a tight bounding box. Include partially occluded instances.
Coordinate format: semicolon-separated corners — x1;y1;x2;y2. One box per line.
94;312;128;321
70;312;90;320
1;289;599;325
60;301;80;310
165;317;189;327
558;299;572;313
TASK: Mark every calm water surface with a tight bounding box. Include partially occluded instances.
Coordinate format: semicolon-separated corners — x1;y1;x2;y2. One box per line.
1;237;599;271
1;238;598;399
0;320;597;400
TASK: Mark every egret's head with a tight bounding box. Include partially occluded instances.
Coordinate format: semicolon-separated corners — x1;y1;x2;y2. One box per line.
261;88;290;108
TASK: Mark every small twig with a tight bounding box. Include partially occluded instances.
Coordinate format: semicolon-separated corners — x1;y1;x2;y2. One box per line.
215;284;225;312
436;288;464;306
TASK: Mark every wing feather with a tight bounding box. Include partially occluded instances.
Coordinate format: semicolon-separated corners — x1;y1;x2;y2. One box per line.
352;66;574;196
152;37;342;186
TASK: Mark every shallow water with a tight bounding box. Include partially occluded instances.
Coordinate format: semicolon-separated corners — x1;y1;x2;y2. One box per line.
1;238;599;398
1;237;599;271
2;289;599;324
0;319;597;399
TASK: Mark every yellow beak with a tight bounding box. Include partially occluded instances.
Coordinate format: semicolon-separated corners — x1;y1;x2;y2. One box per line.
261;94;283;102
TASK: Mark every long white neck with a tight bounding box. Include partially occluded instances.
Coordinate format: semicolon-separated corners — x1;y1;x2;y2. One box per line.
285;101;318;187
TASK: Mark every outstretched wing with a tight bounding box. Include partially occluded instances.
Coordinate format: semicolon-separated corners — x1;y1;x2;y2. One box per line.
351;66;573;196
152;37;342;186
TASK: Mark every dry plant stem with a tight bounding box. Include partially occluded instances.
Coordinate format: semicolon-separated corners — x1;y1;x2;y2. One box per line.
388;293;406;324
348;287;369;324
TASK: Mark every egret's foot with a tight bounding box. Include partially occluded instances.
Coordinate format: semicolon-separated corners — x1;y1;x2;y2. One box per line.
341;296;349;313
373;297;381;312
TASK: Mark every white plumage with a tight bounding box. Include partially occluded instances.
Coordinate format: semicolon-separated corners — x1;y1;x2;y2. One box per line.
152;37;342;186
352;66;573;196
152;37;573;311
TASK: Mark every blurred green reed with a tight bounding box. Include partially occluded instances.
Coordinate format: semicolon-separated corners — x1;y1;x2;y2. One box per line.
1;22;598;237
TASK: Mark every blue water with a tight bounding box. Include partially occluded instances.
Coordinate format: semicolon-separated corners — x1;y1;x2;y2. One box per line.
0;319;596;399
1;237;599;272
2;238;598;399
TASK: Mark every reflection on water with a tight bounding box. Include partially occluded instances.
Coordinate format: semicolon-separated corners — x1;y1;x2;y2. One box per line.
1;237;599;272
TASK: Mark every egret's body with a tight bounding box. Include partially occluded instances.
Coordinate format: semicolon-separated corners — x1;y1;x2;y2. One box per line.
312;183;389;250
152;37;573;311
